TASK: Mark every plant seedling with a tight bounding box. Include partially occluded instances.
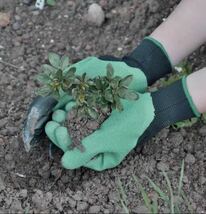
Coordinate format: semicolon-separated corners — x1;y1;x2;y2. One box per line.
36;53;139;151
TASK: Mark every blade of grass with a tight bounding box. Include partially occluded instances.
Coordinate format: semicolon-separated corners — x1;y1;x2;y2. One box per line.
151;194;158;214
181;191;194;214
117;178;128;205
117;178;130;214
162;171;175;214
178;160;185;197
146;176;169;203
132;175;152;213
174;204;181;214
120;199;130;214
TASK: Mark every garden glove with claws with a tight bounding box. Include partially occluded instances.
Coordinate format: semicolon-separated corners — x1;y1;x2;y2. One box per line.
24;36;172;154
46;77;200;171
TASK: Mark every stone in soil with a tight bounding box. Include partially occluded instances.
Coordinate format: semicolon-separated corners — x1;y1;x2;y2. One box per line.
87;3;105;27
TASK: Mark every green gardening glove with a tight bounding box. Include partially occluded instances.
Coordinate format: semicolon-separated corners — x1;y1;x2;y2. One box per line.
45;92;155;171
46;76;200;171
45;55;155;170
23;36;172;151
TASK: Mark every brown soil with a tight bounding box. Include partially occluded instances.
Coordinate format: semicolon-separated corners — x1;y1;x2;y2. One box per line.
67;108;110;152
0;0;206;213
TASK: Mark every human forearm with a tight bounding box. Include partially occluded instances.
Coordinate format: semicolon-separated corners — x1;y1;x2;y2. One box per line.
150;0;206;66
187;67;206;113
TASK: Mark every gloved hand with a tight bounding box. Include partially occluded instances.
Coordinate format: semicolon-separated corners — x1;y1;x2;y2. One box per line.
23;36;172;154
46;76;200;171
45;92;155;170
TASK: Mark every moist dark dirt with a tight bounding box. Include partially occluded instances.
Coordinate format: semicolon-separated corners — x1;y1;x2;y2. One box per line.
67;108;110;152
0;0;206;213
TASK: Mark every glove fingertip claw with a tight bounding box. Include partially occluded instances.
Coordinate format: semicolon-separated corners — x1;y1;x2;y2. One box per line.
52;109;67;123
55;126;72;152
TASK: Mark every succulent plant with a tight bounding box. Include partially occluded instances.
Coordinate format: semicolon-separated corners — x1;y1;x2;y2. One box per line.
36;53;139;120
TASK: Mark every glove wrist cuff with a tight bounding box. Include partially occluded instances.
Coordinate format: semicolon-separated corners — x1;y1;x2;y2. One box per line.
139;78;200;143
182;76;200;117
122;36;172;86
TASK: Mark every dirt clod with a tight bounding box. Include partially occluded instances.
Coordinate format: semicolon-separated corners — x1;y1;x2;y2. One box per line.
67;108;110;151
89;205;101;213
185;153;196;164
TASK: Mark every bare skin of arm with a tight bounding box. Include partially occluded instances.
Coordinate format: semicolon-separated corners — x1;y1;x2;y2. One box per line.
150;0;206;113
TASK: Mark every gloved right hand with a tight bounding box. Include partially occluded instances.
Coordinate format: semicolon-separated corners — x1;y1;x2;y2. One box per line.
23;36;172;151
45;76;200;171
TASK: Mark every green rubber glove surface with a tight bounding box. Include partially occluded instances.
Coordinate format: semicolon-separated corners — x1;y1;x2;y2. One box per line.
45;92;154;171
52;56;147;111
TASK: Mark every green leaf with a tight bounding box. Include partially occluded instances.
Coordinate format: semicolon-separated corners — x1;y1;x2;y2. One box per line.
64;67;76;79
119;75;133;87
132;175;152;213
117;178;129;214
177;160;184;197
114;96;123;111
106;63;114;79
87;108;98;119
104;89;113;103
41;64;56;74
172;117;198;129
36;73;50;84
47;0;56;6
72;88;78;98
110;78;119;89
162;170;175;214
95;77;102;90
36;86;52;97
124;91;139;100
58;87;66;97
61;55;70;70
151;194;158;214
82;72;87;81
117;87;128;98
48;52;61;68
56;69;63;80
146;176;169;203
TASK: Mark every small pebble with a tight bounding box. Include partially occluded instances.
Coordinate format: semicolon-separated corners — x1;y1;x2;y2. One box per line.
87;3;105;27
157;162;169;171
12;22;21;30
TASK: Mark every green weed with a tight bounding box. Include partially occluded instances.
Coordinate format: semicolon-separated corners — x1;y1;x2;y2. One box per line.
117;160;193;213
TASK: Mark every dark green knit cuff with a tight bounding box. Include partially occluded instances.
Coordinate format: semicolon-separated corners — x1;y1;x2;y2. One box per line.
123;36;173;86
182;76;201;117
144;36;172;68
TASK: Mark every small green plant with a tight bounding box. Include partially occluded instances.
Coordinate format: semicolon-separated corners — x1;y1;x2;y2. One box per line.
117;160;194;214
36;53;139;119
36;53;76;99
